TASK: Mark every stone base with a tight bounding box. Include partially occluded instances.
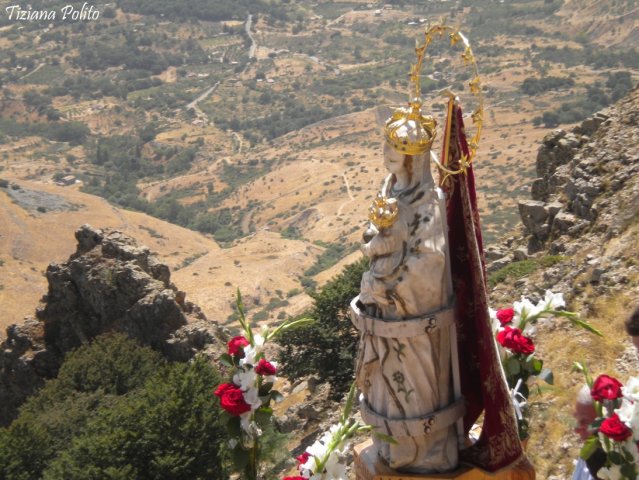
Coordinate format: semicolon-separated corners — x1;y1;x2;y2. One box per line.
354;440;535;480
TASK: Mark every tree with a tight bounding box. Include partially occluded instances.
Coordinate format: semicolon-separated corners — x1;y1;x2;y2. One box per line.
0;334;161;480
277;258;367;399
0;335;229;480
541;111;560;128
42;357;229;480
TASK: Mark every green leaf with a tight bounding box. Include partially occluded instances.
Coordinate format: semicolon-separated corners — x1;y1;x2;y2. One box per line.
270;390;284;403
538;368;554;385
219;410;232;425
373;431;398;445
609;450;624;465
227;415;242;437
526;357;543;375
235;289;254;344
219;353;234;367
258;382;274;396
505;357;521;376
342;381;357;423
623;446;636;463
572;361;593;388
554;311;603;337
254;407;272;427
579;435;600;460
620;462;637;479
232;445;249;470
266;317;315;341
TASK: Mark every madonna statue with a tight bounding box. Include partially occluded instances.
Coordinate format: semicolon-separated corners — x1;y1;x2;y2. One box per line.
351;101;464;473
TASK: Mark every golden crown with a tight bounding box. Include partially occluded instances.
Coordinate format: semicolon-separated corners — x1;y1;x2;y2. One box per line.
383;23;484;162
383;101;437;155
368;194;398;229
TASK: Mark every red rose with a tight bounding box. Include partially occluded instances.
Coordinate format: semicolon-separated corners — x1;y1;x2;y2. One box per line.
600;413;632;442
228;335;250;357
214;382;251;416
591;375;624;402
497;326;535;355
496;308;515;325
283;477;306;480
296;451;311;467
255;358;277;376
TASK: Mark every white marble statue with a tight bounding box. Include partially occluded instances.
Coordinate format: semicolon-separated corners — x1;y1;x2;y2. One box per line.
351;113;463;473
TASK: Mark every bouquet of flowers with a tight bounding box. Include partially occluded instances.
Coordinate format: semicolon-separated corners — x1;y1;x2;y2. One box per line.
578;371;639;480
283;382;386;480
492;290;601;439
215;290;313;480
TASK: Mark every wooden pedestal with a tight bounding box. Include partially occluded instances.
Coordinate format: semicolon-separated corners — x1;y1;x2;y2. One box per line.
353;440;535;480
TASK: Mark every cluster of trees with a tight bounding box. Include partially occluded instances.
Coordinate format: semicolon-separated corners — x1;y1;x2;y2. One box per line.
536;45;639;69
117;0;290;22
83;134;249;243
73;42;192;74
304;242;357;277
0;118;89;145
47;73;163;101
0;334;229;479
533;72;635;128
22;90;61;120
215;97;354;144
519;76;575;95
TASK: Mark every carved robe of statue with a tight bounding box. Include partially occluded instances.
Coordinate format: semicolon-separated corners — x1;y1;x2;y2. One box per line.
351;143;463;473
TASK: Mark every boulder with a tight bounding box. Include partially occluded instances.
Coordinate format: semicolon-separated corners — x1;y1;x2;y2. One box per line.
552;211;578;234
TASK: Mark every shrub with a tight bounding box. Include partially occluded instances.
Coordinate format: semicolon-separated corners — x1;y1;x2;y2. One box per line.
488;259;539;288
0;334;229;480
277;258;367;399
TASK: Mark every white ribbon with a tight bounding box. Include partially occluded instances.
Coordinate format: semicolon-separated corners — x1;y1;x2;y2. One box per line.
511;378;527;420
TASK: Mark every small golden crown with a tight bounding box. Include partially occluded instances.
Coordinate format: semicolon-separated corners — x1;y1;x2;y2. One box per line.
384;101;437;155
368;194;399;229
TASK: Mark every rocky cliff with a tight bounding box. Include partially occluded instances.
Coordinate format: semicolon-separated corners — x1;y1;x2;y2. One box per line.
0;225;228;426
490;85;639;298
487;85;639;478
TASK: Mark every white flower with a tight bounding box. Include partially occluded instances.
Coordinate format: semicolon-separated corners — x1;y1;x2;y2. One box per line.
621;438;639;462
598;464;622;480
233;367;257;391
240;345;258;366
489;308;500;333
324;451;348;480
306;436;330;461
623;377;639;402
242;386;263;411
253;333;265;347
616;398;639;434
301;453;319;474
538;290;565;311
513;297;540;326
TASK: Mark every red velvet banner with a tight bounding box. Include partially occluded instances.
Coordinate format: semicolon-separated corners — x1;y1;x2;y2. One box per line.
444;104;524;471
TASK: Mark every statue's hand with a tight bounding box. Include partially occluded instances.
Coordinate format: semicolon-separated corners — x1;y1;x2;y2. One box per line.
363;224;378;243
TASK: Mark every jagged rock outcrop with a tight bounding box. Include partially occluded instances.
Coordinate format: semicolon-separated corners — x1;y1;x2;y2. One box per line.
487;85;639;302
514;88;639;254
0;225;228;426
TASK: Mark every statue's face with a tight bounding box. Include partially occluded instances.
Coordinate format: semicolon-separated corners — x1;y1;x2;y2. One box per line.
383;142;405;174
